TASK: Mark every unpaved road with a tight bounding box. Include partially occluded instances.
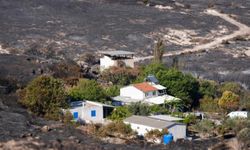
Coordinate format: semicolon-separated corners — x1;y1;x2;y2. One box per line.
135;9;250;62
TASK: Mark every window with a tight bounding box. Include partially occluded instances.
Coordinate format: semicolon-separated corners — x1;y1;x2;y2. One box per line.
91;110;96;117
73;112;78;119
152;91;156;96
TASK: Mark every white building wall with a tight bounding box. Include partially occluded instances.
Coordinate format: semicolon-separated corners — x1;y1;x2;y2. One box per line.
228;111;248;118
168;124;186;141
122;59;134;68
124;122;186;141
145;91;157;98
82;104;104;124
120;86;145;100
69;107;83;121
69;104;105;124
124;122;159;136
100;56;135;72
100;56;116;71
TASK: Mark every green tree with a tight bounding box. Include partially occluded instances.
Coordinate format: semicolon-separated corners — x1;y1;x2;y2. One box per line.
218;91;240;111
156;69;199;107
150;105;169;114
19;76;67;119
104;85;121;97
109;106;132;121
164;100;186;113
153;39;165;64
68;79;106;102
135;63;166;83
199;80;218;98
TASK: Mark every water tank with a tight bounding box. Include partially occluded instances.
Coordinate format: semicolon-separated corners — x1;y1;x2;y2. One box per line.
163;134;173;144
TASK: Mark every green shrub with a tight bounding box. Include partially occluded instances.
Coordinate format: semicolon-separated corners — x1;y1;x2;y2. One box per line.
183;114;197;124
240;91;250;111
19;76;68;120
219;82;243;96
68;79;106;102
223;118;250;134
150;105;169;114
128;102;151;116
164;100;186;113
109;106;132;121
218;91;240;111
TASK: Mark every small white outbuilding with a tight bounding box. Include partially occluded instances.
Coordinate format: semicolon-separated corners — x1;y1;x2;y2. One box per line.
227;111;249;118
124;115;186;141
99;50;135;72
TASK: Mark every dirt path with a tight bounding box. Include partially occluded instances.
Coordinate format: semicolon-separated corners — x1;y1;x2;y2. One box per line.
135;9;250;62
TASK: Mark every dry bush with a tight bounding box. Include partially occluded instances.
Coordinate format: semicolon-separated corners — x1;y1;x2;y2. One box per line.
145;128;168;139
97;121;134;138
101;66;140;85
79;52;98;65
207;1;215;8
200;96;220;112
49;61;82;79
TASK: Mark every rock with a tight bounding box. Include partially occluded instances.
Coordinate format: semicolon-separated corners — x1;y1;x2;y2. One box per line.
68;136;77;140
76;139;81;143
245;50;250;57
41;125;51;132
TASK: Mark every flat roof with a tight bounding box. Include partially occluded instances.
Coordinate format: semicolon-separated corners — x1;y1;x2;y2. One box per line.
99;50;135;56
70;100;114;108
124;115;176;129
112;96;140;103
149;115;184;122
85;100;114;108
152;84;166;90
145;94;180;105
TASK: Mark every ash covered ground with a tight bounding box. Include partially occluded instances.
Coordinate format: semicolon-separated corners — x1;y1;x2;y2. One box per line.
0;0;249;87
0;0;241;57
0;0;250;149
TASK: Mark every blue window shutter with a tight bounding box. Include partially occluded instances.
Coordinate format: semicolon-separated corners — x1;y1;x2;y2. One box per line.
91;110;96;117
73;112;78;119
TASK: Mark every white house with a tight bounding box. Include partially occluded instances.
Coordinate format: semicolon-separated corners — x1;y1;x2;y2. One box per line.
227;111;249;118
68;101;114;124
124;115;186;141
99;50;135;72
112;82;180;105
